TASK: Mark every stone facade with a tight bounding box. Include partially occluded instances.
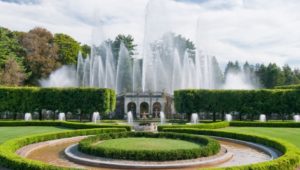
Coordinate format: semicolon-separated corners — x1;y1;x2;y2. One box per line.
116;92;174;118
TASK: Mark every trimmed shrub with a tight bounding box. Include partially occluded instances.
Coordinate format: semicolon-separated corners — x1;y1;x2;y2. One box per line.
162;128;300;170
174;89;300;121
158;121;229;131
274;84;300;89
0;121;132;131
0;128;127;170
0;87;116;114
230;121;300;128
78;132;220;161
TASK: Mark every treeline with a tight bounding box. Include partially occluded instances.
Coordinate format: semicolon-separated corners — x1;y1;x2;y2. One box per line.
0;26;137;86
2;26;300;89
224;61;300;88
174;89;300;121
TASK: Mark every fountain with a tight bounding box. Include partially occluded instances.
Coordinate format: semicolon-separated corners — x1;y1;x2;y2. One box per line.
294;115;300;122
41;0;219;95
127;111;133;125
225;114;232;122
58;113;66;121
92;112;100;124
160;111;165;125
259;114;266;122
24;113;32;121
191;113;199;124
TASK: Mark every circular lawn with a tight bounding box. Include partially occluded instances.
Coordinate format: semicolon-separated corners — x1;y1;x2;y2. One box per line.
96;137;202;151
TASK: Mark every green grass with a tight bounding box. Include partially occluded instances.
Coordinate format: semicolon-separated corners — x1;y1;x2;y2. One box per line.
96;137;202;151
222;127;300;148
0;126;70;144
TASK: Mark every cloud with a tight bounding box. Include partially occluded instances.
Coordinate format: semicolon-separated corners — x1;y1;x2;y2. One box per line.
0;0;300;68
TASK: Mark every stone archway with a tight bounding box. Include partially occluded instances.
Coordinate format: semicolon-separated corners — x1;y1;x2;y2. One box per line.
127;102;137;118
152;102;162;118
140;102;149;118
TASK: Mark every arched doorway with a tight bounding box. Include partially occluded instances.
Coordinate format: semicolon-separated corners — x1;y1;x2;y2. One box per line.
140;102;149;118
152;102;162;118
127;102;136;118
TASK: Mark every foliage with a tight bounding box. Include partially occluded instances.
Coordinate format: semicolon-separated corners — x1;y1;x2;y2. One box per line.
0;128;127;170
0;126;69;144
0;57;26;86
111;34;137;62
0;27;25;67
158;121;229;131
80;44;91;58
20;27;61;85
223;127;300;149
78;132;220;161
0;87;116;115
230;121;300;128
174;89;300;121
162;128;300;170
0;27;27;86
0;121;131;131
274;84;300;89
54;33;81;65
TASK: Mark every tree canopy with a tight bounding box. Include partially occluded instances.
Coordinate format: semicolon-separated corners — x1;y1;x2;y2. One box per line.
54;33;81;65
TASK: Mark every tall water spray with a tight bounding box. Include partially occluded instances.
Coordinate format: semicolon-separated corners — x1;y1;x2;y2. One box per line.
259;114;266;122
127;111;134;125
191;113;199;124
24;113;32;121
160;111;165;125
225;114;232;122
92;112;100;124
42;0;220;94
58;112;66;121
294;115;300;122
116;43;133;94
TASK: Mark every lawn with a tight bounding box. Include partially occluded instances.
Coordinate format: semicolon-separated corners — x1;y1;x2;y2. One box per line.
0;126;70;144
96;137;202;151
222;127;300;149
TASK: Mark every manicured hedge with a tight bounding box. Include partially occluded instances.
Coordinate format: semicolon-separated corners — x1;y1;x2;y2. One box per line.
0;121;132;131
158;121;229;131
230;121;300;128
0;128;127;170
78;132;220;161
161;128;300;170
274;84;300;89
0;87;116;114
175;89;300;121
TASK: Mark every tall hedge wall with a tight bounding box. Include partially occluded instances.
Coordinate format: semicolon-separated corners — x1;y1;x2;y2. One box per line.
175;89;300;120
0;87;116;114
274;84;300;89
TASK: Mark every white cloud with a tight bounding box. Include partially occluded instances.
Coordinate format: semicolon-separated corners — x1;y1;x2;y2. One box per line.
0;0;300;68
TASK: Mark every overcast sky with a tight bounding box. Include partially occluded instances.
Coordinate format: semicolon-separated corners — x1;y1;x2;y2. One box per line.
1;0;300;68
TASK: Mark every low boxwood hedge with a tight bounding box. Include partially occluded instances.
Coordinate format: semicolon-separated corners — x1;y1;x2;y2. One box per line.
161;128;300;170
0;121;132;131
230;121;300;128
158;121;229;131
78;132;220;161
0;128;127;170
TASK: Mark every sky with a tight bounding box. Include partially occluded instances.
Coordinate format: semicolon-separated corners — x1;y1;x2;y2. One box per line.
1;0;300;68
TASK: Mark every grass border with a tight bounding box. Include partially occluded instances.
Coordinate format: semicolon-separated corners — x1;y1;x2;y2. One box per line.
0;128;127;170
78;132;220;161
0;121;131;131
229;121;300;128
158;121;229;131
161;128;300;170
